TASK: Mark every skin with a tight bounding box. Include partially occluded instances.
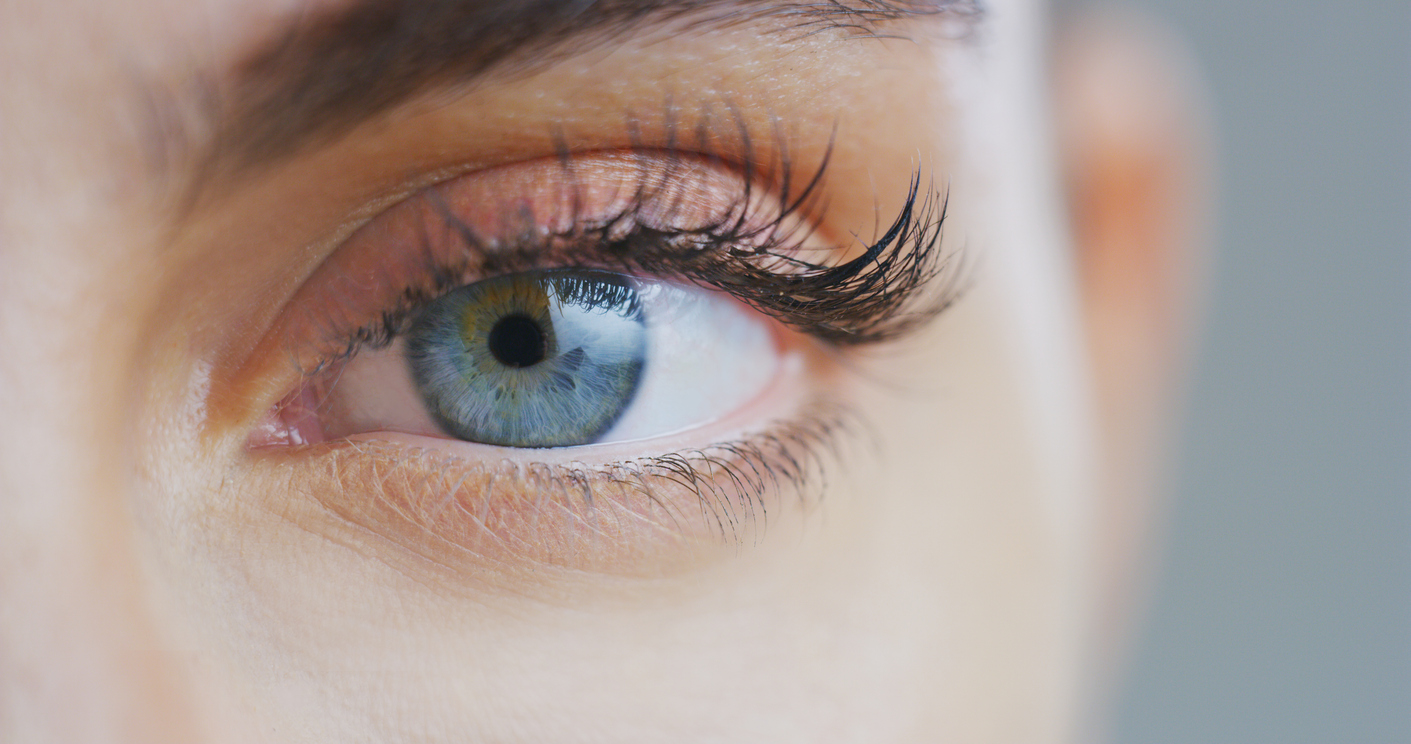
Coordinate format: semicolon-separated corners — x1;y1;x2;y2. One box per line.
0;0;1203;742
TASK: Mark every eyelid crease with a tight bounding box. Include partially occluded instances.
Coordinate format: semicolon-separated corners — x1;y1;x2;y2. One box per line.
253;402;860;577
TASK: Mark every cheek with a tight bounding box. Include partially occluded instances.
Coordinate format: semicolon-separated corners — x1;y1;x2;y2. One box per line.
163;448;898;741
848;280;1099;736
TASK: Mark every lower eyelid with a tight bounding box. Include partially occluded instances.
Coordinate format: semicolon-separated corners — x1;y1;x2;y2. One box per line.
243;340;850;575
246;401;853;578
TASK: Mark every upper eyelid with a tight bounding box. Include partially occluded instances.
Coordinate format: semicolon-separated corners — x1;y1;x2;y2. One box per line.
300;148;954;369
211;143;959;442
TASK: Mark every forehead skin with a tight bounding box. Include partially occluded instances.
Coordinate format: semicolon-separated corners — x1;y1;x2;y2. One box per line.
0;0;1098;742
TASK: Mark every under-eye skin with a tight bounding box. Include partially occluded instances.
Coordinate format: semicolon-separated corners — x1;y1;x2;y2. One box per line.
239;144;961;569
406;270;647;448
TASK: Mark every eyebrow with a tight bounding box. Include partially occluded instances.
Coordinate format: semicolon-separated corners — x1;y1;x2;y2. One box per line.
194;0;981;175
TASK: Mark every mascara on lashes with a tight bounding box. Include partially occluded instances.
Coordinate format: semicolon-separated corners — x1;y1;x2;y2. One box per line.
300;152;958;382
251;147;957;447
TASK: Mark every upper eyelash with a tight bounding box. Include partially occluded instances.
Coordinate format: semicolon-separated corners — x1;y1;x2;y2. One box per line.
307;136;964;377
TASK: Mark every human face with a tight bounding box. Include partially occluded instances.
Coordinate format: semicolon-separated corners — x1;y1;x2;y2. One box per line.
0;0;1196;741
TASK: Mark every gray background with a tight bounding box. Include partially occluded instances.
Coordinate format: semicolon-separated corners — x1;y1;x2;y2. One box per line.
1071;1;1411;742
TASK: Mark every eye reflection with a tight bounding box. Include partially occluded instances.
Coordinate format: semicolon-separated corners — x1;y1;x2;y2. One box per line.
406;270;647;448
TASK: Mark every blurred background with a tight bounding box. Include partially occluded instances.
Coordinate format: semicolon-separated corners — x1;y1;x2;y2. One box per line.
1060;1;1411;742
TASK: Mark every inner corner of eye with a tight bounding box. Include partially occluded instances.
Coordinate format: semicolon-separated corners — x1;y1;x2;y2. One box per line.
282;270;789;452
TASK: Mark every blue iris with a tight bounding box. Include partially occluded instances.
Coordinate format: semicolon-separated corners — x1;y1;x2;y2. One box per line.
405;270;647;448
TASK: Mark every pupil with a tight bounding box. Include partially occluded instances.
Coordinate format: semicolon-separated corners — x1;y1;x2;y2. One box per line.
487;314;547;368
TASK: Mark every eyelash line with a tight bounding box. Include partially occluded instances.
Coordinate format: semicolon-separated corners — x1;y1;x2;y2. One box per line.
300;141;962;382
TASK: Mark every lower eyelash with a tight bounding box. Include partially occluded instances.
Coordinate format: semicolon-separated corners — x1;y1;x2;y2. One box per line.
265;401;861;574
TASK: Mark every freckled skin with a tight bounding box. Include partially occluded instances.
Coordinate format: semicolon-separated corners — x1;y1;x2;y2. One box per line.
0;1;1199;742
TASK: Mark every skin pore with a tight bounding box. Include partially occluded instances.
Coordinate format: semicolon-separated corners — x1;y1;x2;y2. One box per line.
0;0;1199;742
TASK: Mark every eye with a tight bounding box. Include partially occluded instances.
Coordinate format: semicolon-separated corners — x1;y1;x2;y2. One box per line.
311;268;780;448
235;149;952;570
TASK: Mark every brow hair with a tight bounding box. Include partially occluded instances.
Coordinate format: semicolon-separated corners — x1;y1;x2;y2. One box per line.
199;0;982;175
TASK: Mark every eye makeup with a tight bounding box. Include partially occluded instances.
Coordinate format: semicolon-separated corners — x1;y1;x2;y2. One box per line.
251;147;953;381
237;142;957;572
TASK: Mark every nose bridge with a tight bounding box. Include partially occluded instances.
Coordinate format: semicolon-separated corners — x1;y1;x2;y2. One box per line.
0;238;211;742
